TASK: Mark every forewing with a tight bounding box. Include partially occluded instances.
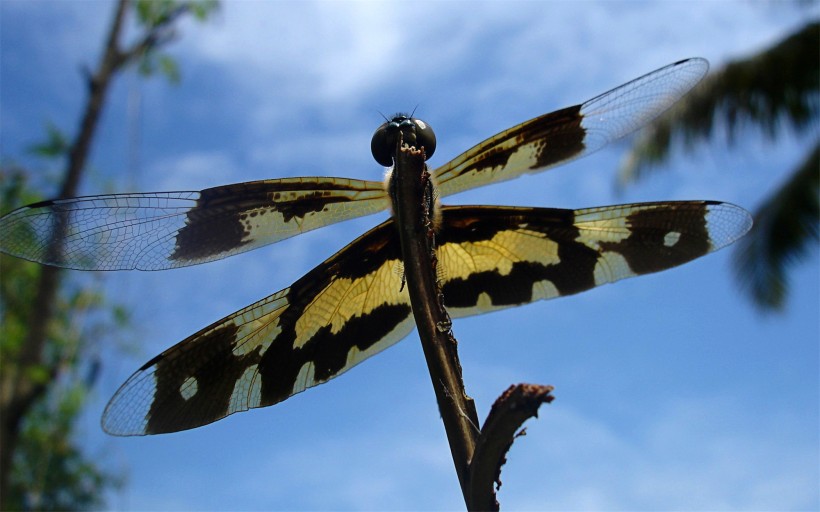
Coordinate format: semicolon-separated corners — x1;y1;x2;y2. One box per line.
102;216;412;435
433;58;709;197
436;201;752;316
0;177;388;270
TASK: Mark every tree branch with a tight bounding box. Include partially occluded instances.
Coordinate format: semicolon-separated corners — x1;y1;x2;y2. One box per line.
0;0;208;506
119;3;192;65
469;384;555;510
0;3;132;503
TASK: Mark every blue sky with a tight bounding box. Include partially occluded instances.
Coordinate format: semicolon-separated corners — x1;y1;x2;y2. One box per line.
1;1;818;510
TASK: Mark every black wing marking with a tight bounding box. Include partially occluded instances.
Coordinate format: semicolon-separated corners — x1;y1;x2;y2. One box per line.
0;178;388;270
102;200;750;435
433;58;708;197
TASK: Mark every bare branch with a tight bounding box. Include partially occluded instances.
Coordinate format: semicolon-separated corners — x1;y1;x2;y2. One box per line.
468;384;555;511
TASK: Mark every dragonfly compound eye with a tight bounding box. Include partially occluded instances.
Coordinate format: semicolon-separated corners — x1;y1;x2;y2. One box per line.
371;115;436;167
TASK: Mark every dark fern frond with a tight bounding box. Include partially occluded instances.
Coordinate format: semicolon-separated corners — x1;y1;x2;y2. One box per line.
732;140;819;310
618;21;819;186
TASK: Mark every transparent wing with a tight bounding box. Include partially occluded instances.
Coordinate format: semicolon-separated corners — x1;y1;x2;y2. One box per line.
433;58;709;197
0;177;388;270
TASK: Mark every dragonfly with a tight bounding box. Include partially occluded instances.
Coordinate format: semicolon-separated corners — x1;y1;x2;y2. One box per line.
0;58;752;436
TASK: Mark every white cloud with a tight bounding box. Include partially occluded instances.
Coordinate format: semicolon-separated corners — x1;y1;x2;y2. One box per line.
180;2;403;101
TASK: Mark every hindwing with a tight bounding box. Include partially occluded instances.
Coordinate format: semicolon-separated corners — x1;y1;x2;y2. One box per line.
102;200;750;435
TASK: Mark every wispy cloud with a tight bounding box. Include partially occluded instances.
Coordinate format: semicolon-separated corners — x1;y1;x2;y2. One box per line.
498;396;818;510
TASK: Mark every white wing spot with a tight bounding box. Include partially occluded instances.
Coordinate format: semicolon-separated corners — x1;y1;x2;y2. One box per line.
594;251;632;286
531;279;560;301
475;291;494;310
664;231;681;247
229;364;261;412
294;361;317;394
180;376;198;401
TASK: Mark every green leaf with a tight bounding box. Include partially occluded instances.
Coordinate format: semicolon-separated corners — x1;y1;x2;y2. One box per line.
1;166;131;509
158;54;181;83
28;123;70;159
134;0;175;26
191;0;219;21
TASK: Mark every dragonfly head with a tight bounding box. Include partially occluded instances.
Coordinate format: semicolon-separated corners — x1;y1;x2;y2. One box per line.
371;115;436;167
